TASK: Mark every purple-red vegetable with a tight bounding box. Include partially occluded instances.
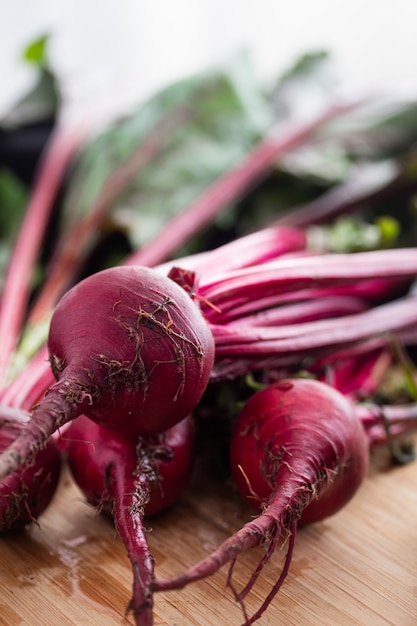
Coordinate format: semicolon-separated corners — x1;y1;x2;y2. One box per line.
0;408;62;531
153;378;369;624
153;376;417;624
62;413;195;626
0;265;214;480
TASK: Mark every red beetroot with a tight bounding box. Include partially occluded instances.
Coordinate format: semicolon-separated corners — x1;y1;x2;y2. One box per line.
0;409;62;531
154;378;369;624
0;265;214;480
62;413;195;626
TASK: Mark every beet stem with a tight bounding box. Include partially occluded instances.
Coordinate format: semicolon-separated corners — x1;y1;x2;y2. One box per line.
199;248;417;304
274;160;401;228
129;97;365;268
0;121;88;388
210;293;417;361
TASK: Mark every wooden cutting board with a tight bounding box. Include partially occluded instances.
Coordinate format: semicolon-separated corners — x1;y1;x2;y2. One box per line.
0;438;416;626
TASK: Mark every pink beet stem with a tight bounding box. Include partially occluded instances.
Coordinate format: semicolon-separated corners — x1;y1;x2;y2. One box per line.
155;225;307;278
199;248;417;306
128;98;365;269
209;296;417;382
0;121;88;388
206;278;405;324
274;160;401;228
357;402;417;428
357;402;417;445
211;294;417;354
224;295;368;328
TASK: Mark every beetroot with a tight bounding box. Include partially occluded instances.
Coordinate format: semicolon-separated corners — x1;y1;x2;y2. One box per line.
62;413;195;625
230;379;368;527
0;265;214;480
0;409;62;531
154;378;369;624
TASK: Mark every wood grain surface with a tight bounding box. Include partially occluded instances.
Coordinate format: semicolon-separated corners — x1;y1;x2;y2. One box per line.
0;438;416;626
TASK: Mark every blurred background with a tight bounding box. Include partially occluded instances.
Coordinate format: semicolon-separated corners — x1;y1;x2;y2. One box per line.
2;0;417;117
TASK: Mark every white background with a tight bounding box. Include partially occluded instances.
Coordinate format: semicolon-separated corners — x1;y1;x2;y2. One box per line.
1;1;417;118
